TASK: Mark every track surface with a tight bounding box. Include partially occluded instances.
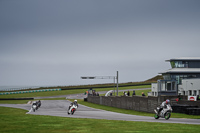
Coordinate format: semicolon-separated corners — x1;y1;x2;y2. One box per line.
0;100;200;125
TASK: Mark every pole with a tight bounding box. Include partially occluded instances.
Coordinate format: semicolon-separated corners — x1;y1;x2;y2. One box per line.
114;78;115;96
117;71;118;96
81;71;119;95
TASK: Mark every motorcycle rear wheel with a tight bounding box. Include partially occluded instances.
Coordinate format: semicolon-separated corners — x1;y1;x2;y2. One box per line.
164;112;171;120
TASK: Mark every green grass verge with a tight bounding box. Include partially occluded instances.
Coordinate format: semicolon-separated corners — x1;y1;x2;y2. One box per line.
0;106;199;133
74;99;200;119
0;85;150;98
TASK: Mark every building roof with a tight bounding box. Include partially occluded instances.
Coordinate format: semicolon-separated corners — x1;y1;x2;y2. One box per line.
160;68;200;74
166;57;200;62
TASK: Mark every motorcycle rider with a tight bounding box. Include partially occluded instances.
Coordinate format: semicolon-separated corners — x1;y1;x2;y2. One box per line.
37;100;41;108
68;100;78;111
38;100;41;106
32;101;37;111
158;99;170;114
32;101;37;107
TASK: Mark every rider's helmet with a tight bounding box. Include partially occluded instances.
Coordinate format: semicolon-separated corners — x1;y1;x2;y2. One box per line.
74;99;77;102
166;99;170;104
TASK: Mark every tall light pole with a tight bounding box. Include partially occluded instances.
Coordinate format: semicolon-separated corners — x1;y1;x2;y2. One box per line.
116;71;119;96
81;71;119;96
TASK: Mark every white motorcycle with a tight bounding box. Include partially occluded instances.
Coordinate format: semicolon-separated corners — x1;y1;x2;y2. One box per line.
68;104;78;115
32;102;37;112
154;104;172;120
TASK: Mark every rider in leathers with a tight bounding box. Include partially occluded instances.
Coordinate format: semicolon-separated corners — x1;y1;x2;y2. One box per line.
68;100;78;110
158;99;170;113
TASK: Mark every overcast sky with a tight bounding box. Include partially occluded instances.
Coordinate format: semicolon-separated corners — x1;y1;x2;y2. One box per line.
0;0;200;86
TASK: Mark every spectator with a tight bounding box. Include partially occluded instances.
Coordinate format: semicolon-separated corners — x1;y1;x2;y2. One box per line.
132;90;136;96
123;91;127;96
197;95;200;100
96;92;99;96
127;91;130;96
92;91;96;96
142;92;146;96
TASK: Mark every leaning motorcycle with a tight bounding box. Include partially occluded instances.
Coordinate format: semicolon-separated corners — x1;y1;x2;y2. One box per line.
154;104;172;120
36;101;41;110
68;104;78;115
32;103;37;112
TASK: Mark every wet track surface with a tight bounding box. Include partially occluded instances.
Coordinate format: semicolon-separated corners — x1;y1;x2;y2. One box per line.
0;100;200;125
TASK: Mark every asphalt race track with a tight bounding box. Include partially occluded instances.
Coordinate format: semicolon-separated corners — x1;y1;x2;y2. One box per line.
0;100;200;125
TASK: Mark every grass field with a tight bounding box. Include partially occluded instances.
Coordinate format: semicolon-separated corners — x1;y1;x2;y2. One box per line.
0;85;151;98
0;106;200;133
0;84;200;132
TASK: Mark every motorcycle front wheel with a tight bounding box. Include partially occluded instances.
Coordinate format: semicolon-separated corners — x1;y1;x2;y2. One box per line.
71;110;74;115
164;112;171;120
154;114;159;119
67;109;70;115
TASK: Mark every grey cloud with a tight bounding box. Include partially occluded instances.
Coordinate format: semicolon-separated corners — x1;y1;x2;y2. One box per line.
0;0;200;86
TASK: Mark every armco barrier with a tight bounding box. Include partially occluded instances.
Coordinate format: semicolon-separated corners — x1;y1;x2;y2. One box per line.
0;98;34;100
186;108;200;115
171;104;198;114
0;89;61;95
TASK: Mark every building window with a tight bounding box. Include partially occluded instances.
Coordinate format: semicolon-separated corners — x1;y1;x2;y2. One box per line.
189;90;192;95
183;61;189;68
188;75;197;78
163;74;170;80
185;91;188;95
194;90;197;96
170;61;175;68
170;61;189;68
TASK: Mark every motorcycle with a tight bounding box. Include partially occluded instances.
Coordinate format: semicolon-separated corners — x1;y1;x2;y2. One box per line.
154;104;172;120
32;102;37;112
68;104;78;115
36;101;41;110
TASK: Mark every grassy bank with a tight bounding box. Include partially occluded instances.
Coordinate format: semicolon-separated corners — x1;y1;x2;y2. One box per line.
0;106;199;133
0;85;150;98
74;99;200;119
